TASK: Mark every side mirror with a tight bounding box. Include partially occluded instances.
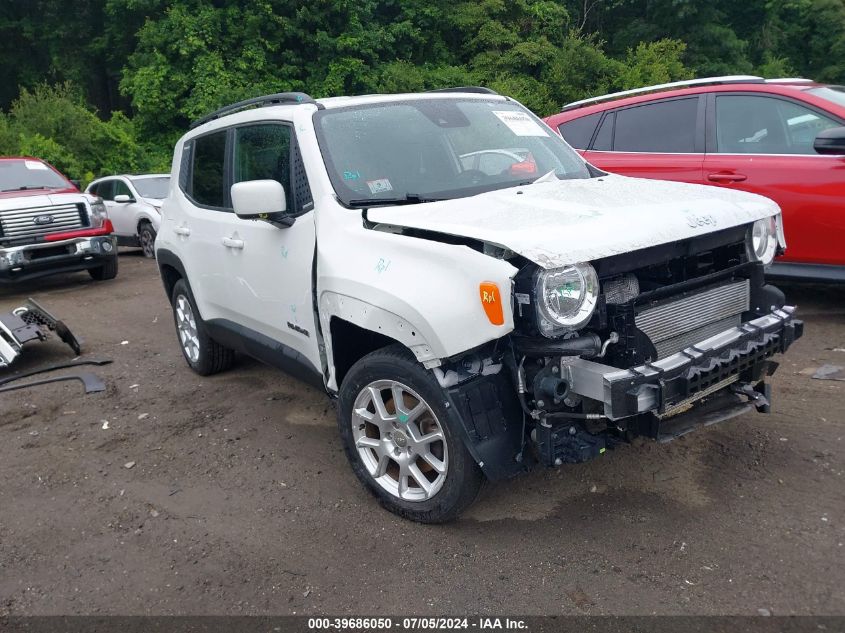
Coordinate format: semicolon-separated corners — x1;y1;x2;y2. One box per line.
69;179;81;190
114;194;134;203
814;126;845;155
231;179;294;227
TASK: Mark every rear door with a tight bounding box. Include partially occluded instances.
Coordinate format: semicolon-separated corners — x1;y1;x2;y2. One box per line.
703;93;845;265
581;96;706;183
176;128;237;321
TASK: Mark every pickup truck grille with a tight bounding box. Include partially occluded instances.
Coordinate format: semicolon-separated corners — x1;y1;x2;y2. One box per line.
636;280;750;359
0;203;87;240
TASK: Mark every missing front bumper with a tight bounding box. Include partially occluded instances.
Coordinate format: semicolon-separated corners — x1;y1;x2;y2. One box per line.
0;299;81;367
564;306;802;421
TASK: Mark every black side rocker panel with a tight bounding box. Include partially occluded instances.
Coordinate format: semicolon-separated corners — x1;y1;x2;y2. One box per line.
205;319;325;391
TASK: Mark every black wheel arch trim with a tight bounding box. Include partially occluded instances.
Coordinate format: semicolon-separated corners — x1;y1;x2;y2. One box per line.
442;370;533;481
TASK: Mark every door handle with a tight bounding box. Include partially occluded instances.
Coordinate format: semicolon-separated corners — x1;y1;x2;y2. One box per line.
173;226;191;236
707;172;747;183
221;237;244;249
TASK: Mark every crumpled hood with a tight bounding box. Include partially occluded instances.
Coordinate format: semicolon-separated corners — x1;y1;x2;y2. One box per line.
367;175;779;269
0;191;89;212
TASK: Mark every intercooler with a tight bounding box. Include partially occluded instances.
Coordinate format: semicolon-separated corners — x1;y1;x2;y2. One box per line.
635;279;751;359
0;203;87;240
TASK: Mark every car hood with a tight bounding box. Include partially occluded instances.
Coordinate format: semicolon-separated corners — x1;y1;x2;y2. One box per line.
367;175;779;269
0;191;89;211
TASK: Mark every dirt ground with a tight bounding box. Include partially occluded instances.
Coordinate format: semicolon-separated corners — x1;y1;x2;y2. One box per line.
0;250;843;616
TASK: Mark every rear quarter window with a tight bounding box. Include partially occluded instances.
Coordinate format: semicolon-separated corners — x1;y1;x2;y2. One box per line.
557;112;602;149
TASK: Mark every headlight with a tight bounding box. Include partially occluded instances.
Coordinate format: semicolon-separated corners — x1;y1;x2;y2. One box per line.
748;216;777;265
88;197;107;228
535;263;599;336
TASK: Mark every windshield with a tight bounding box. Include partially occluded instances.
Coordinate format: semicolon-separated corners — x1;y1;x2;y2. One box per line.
130;176;170;199
0;159;70;192
315;98;592;206
807;86;845;109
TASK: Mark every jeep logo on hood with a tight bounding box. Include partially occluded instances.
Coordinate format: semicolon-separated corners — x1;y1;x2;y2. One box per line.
33;215;54;225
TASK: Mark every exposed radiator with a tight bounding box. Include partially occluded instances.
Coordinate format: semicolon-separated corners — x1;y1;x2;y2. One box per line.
636;280;750;359
0;203;86;240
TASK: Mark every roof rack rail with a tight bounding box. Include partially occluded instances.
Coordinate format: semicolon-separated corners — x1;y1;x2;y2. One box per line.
427;86;499;95
561;75;765;111
765;77;814;84
190;92;322;129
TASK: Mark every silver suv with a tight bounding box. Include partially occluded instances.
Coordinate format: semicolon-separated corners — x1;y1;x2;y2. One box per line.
156;89;802;522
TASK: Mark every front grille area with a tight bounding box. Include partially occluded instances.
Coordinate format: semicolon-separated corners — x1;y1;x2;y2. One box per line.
0;203;86;240
635;280;750;359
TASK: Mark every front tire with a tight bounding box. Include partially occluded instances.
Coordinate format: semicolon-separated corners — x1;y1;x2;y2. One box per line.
88;256;118;281
337;345;484;523
170;279;234;375
139;222;157;259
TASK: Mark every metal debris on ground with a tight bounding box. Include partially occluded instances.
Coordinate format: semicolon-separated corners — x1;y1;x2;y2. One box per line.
812;365;845;381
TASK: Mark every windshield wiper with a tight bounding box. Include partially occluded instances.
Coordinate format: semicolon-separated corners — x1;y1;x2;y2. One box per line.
0;185;50;192
346;193;443;208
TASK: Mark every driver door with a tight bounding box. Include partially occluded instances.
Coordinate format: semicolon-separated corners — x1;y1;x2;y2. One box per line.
107;179;139;237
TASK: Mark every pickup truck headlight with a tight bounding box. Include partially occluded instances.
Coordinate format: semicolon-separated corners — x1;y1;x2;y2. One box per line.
88;198;107;228
535;263;599;336
748;216;777;265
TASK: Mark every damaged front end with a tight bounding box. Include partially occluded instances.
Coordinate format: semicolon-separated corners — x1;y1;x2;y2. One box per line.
438;225;803;480
0;298;81;367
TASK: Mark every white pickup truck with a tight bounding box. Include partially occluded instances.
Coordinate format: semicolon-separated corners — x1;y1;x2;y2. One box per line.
155;88;803;522
0;157;117;283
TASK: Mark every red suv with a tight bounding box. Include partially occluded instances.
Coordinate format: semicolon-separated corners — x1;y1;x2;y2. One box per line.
544;77;845;282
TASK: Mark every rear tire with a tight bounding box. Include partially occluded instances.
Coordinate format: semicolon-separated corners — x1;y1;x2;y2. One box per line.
88;256;118;281
337;344;484;523
170;278;234;375
139;222;157;259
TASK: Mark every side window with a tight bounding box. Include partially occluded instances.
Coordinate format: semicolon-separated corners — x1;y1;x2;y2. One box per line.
178;142;192;192
592;113;614;151
233;123;313;214
113;180;132;199
233;124;291;195
191;130;228;208
558;112;602;149
613;98;699;153
97;180;115;201
716;95;840;155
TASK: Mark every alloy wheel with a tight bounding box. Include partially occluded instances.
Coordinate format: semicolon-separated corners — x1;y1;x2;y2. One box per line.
351;380;448;501
175;294;200;363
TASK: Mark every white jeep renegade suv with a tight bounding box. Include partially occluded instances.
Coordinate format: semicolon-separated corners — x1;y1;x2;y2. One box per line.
156;88;802;522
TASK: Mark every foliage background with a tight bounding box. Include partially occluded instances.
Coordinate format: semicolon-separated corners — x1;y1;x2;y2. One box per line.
1;0;844;183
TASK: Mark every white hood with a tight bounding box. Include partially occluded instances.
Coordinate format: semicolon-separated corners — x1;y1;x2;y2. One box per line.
367;175;779;269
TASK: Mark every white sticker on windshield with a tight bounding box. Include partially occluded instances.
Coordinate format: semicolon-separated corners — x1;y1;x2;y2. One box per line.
24;160;49;170
493;111;548;137
367;178;393;194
